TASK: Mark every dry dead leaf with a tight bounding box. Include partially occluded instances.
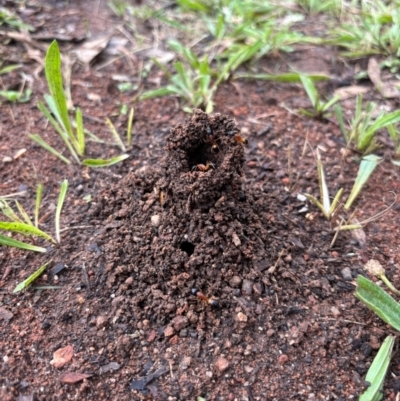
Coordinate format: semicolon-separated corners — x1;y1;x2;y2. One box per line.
51;345;74;368
14;148;26;160
73;34;113;65
59;372;93;384
334;85;369;100
368;57;400;98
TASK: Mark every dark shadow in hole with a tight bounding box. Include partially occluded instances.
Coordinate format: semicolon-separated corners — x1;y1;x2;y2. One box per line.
180;241;195;256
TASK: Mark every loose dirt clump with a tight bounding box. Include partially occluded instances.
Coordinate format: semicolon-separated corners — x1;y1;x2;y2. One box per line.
89;109;273;327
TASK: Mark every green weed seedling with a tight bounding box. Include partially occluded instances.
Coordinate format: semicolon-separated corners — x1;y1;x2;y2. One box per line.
329;2;400;58
13;260;51;293
359;335;394;401
355;274;400;400
0;7;34;31
295;0;342;16
337;95;400;154
140;41;215;113
0;180;68;252
30;40;129;167
355;266;400;400
304;149;343;220
299;74;340;119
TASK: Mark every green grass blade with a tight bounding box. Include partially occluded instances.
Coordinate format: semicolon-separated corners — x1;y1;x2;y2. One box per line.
345;154;381;210
359;335;394;401
35;183;44;228
127;107;134;147
334;104;347;140
0;221;55;243
355;275;400;330
317;150;330;215
328;188;343;218
361;110;400;150
139;87;177;100
0;233;46;252
75;107;85;155
82;154;129;168
0;64;21;75
105;118;126;152
300;74;319;109
15;200;33;226
234;72;330;82
29;134;71;165
0;199;23;223
45;41;74;141
304;194;328;219
13;260;51;293
55;179;68;243
321;95;340;112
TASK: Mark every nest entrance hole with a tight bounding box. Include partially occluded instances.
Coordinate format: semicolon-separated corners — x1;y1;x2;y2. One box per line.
186;141;222;171
180;241;195;256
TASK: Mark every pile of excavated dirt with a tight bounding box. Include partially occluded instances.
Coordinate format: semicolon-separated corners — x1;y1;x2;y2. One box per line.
88;109;277;327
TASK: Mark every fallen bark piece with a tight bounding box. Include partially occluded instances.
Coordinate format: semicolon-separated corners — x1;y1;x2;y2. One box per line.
60;372;93;384
51;345;74;368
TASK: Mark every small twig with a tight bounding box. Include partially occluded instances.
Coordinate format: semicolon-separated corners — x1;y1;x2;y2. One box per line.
59;225;93;233
268;249;285;275
81;263;90;290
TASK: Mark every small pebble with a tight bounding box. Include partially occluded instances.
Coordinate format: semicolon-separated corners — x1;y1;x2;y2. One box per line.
235;312;248;322
278;354;289;365
96;316;108;328
151;215;160;227
229;275;242;288
164;326;174;337
214;357;230;372
242;279;253;295
341;267;353;281
169;335;179;345
171;315;188;331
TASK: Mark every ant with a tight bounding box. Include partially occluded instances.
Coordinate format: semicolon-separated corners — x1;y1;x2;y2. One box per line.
191;161;215;172
205;126;219;152
227;129;248;145
191;288;219;308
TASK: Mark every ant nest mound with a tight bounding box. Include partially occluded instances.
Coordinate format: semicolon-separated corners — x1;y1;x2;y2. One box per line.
157;108;246;210
88;109;271;325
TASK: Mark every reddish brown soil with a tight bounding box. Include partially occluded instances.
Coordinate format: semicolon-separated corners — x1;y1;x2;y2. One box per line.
1;1;400;401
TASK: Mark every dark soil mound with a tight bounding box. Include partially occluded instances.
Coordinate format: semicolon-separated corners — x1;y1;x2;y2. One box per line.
89;109;275;327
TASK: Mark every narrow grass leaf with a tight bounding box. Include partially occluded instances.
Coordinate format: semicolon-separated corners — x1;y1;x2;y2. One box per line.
82;154;129;168
75;107;85;155
13;261;51;293
234;72;330;82
29;134;71;165
0;221;55;243
15;200;33;226
300;74;319;109
345;154;381;210
139;87;176;100
0;64;21;75
317;150;330;215
105;118;126;152
0;199;22;222
334;104;347;140
35;183;43;228
361;110;400;150
355;275;400;331
328;188;343;218
321;95;340;112
55;179;68;243
127;107;134;147
0;233;46;252
45;41;74;141
304;194;327;218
